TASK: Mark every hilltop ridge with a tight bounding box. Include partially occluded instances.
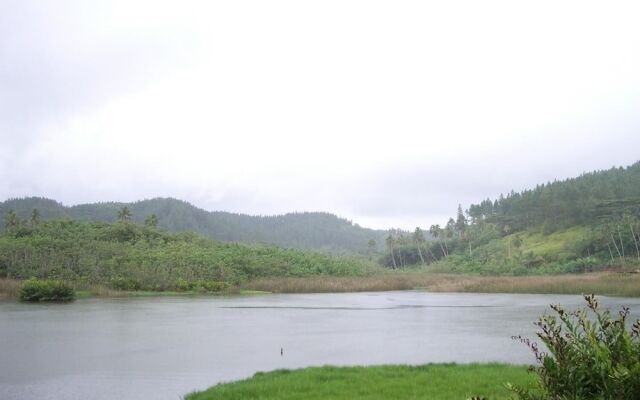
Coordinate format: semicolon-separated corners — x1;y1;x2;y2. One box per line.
0;197;389;254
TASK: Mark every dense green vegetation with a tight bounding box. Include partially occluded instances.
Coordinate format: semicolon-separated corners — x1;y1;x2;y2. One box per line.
470;162;640;232
185;363;536;400
0;197;389;254
0;218;379;292
19;278;76;302
511;295;640;399
3;162;639;281
382;162;640;273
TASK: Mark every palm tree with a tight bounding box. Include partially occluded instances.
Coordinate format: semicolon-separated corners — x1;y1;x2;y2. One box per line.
29;208;41;227
444;218;456;256
429;224;447;257
144;214;158;228
625;213;640;260
4;209;21;230
367;239;377;261
117;206;132;222
385;234;397;269
412;227;426;265
503;224;513;259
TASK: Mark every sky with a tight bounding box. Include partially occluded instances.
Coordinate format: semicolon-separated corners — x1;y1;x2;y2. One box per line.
1;0;639;230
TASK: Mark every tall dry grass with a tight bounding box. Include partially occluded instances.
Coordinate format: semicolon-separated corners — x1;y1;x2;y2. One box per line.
243;272;640;297
5;272;639;299
0;278;23;299
242;273;490;293
457;273;640;297
72;282;128;297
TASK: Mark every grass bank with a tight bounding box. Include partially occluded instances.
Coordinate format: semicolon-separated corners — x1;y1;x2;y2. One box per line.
452;272;640;297
0;278;22;299
241;274;435;293
185;363;536;400
242;271;640;297
0;278;244;300
5;271;639;300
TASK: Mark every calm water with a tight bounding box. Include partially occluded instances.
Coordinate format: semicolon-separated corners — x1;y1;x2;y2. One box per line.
1;291;639;400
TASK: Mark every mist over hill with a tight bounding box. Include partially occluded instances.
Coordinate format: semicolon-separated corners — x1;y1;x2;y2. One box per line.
0;197;390;254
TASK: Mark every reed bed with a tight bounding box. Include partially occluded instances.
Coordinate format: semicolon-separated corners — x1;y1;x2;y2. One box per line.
458;273;640;297
243;272;640;297
241;273;439;293
0;278;23;299
5;272;639;299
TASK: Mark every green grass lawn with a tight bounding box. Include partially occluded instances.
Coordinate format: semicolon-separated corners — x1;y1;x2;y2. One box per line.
185;363;537;400
514;226;592;260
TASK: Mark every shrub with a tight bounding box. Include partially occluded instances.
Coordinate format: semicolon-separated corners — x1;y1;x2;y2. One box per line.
19;278;76;302
511;294;640;399
174;279;229;292
175;278;191;292
196;280;228;292
109;276;141;291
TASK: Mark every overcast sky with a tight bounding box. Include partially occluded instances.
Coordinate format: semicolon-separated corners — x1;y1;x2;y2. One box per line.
1;1;639;229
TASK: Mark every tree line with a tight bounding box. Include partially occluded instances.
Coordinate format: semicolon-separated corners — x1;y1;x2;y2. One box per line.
0;207;379;291
0;197;389;254
380;162;640;270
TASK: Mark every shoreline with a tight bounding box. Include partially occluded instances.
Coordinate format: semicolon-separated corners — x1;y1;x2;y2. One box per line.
241;271;640;297
3;271;640;300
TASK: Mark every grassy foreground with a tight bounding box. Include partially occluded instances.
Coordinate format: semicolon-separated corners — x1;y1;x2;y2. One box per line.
185;363;536;400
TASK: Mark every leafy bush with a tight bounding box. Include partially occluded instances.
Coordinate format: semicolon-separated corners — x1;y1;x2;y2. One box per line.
511;294;640;399
196;280;228;292
19;278;76;302
174;278;229;292
109;276;141;291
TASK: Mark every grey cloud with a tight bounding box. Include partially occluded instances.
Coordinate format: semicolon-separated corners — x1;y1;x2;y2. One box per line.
0;1;199;148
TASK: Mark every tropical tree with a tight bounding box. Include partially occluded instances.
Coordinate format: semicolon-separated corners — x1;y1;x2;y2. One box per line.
117;207;132;222
503;224;513;259
455;204;467;238
144;214;159;228
412;227;426;265
429;224;447;257
367;239;377;261
29;208;41;227
4;209;21;231
444;218;455;255
385;234;397;269
603;221;623;261
624;213;640;260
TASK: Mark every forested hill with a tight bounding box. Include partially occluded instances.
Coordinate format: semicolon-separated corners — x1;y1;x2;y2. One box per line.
0;219;379;290
467;162;640;233
380;161;640;271
0;197;388;254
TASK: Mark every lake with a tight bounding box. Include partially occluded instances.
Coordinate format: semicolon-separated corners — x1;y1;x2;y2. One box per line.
1;291;639;400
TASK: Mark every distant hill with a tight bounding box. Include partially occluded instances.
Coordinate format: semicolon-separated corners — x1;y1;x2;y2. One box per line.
380;161;640;271
466;161;640;233
0;197;389;254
